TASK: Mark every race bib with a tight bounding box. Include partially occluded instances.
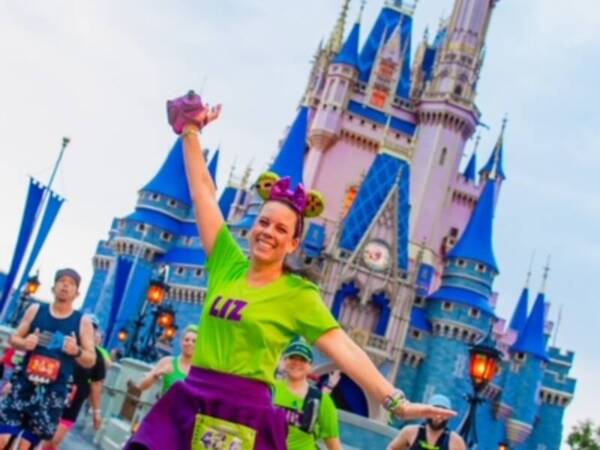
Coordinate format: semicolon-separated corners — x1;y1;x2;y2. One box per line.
191;414;256;450
26;354;61;383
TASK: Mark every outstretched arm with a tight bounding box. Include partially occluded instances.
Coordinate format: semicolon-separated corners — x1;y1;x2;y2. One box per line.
180;105;224;256
316;329;456;421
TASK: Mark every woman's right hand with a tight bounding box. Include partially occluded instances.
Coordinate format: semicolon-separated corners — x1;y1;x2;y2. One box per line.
188;104;222;131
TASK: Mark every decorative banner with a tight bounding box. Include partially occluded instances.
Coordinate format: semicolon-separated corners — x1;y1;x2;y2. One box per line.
365;24;403;111
0;178;45;315
104;256;134;345
16;190;65;294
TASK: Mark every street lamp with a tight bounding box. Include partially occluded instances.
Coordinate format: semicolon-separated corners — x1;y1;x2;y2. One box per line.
11;273;41;326
118;328;129;343
459;332;502;448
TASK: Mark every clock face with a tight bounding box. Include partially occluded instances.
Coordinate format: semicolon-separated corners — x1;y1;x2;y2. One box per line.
362;240;391;272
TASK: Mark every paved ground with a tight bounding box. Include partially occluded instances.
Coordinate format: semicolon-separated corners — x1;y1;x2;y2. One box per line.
62;427;99;450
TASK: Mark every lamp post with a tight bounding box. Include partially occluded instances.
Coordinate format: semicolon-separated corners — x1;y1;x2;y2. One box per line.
122;273;171;361
459;332;502;448
10;273;41;327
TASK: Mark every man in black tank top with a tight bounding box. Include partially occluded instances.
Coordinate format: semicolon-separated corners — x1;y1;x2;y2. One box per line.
0;268;96;450
387;395;466;450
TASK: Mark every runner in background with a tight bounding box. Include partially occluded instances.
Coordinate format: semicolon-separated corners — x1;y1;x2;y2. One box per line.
274;339;342;450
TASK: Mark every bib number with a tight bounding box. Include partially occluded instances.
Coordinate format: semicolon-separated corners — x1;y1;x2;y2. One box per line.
191;414;256;450
26;354;61;383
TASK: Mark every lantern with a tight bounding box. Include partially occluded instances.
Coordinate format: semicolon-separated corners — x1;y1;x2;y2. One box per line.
158;310;175;328
25;274;41;296
164;326;177;341
147;278;168;305
498;442;510;450
468;336;502;391
118;328;129;343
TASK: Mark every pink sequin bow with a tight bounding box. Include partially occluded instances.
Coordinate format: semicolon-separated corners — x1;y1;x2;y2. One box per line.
269;177;308;215
166;90;207;134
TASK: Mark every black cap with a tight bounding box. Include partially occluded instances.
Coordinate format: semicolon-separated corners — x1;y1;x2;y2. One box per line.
54;268;81;287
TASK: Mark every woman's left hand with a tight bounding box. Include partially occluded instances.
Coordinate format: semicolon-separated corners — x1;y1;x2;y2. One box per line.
393;401;457;421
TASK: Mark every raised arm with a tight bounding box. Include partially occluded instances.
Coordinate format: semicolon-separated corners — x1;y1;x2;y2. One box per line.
168;94;223;256
316;329;456;421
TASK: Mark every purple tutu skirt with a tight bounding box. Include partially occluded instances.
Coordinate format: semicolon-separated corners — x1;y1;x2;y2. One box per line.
124;367;287;450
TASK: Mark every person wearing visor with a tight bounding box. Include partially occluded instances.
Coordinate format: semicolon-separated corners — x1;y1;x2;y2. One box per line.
42;314;108;450
274;339;342;450
0;268;96;450
387;394;466;450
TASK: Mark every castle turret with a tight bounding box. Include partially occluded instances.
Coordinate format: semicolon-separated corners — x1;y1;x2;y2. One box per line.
503;277;549;447
404;177;500;423
306;20;361;188
410;0;499;266
462;150;477;184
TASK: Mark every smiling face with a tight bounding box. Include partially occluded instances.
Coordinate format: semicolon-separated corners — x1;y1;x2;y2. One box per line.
52;275;79;304
181;330;197;358
284;355;312;382
249;201;300;268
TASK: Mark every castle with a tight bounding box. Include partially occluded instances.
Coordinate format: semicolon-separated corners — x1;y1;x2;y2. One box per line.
82;0;576;448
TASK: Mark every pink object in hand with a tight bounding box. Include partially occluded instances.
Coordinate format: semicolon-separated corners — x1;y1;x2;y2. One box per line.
166;90;207;134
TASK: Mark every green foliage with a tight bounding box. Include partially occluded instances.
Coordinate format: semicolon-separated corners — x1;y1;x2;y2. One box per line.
567;420;600;450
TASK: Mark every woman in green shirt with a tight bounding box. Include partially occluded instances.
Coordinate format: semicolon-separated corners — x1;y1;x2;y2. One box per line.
274;340;342;450
135;325;197;395
126;91;455;450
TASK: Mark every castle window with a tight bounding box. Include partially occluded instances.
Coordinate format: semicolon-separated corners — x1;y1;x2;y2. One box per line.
439;147;447;165
453;354;467;377
136;223;146;232
372;124;377;130
151;193;160;201
442;302;453;312
195;269;204;277
332;105;338;111
456;259;467;268
450;227;459;237
469;308;481;319
304;256;313;265
411;329;422;340
360;119;365;125
414;296;425;307
515;352;526;362
240;229;248;237
454;84;464;96
176;267;185;276
476;264;487;273
168;199;177;207
348;114;354;121
161;232;172;242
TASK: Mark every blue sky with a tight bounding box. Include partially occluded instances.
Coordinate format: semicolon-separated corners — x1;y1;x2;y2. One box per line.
0;0;598;438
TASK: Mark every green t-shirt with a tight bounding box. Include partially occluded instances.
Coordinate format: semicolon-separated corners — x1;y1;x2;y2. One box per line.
273;380;340;450
192;226;339;386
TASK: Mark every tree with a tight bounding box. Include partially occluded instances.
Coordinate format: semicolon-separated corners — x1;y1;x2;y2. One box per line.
567;420;600;450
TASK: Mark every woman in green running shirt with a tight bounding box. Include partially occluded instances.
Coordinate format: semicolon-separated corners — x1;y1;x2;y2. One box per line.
126;92;455;450
136;325;197;395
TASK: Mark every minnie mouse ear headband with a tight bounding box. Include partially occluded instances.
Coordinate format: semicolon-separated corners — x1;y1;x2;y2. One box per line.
255;172;325;219
167;90;210;134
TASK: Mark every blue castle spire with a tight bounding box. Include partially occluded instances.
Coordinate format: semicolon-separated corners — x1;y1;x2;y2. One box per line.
143;139;192;206
447;178;499;273
270;106;309;187
511;291;548;360
334;21;360;67
462;152;477;182
208;148;220;186
509;287;529;334
479;120;507;181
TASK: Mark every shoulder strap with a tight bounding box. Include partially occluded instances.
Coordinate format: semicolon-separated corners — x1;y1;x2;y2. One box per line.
300;385;323;434
437;430;451;449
